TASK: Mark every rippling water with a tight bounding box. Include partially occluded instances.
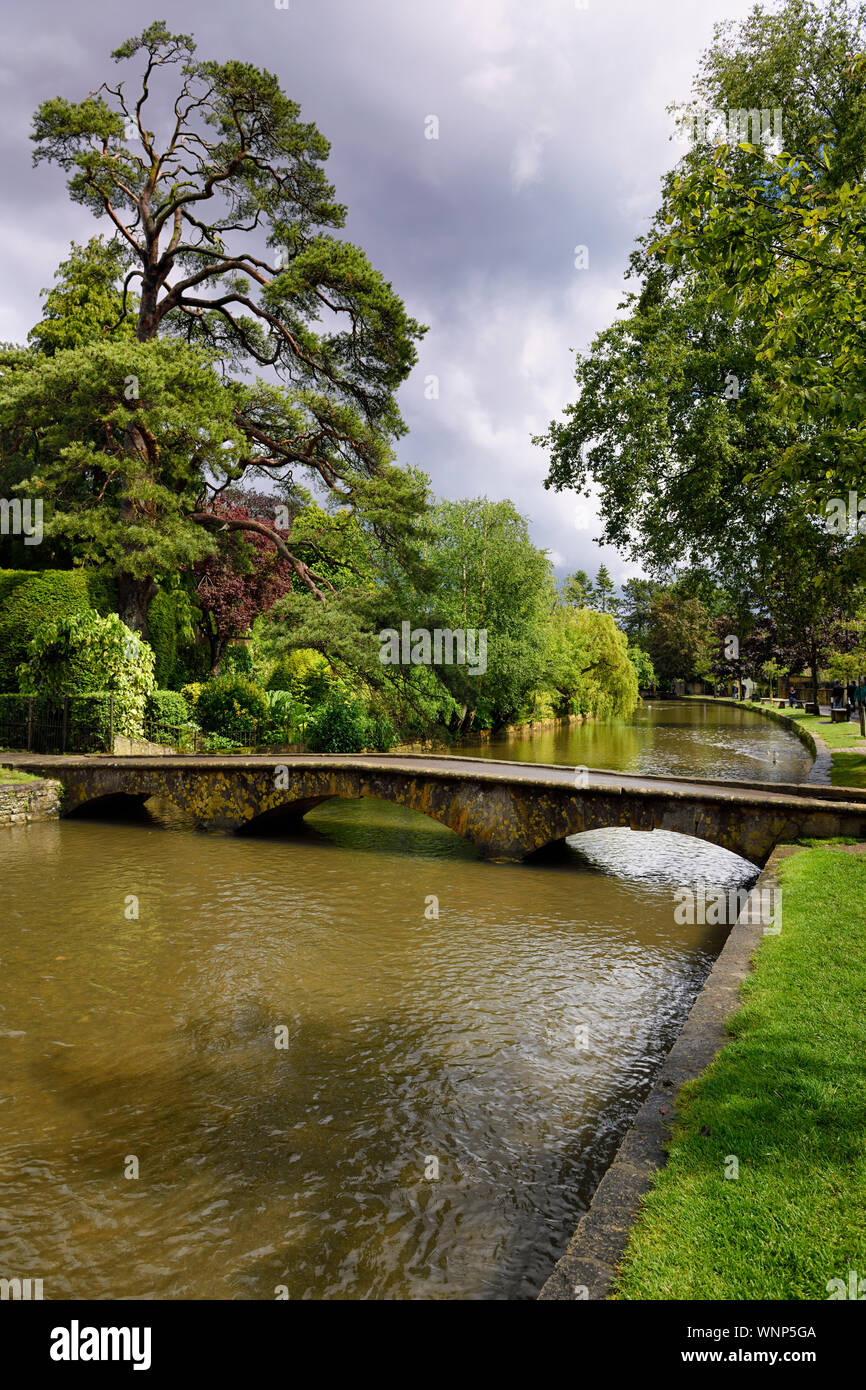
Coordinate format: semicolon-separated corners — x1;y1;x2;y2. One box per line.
0;702;810;1299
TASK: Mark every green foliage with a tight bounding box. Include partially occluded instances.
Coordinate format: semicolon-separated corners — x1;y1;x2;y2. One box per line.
17;610;155;737
0;569;116;691
0;570;29;609
648;590;715;684
535;0;866;641
201;732;248;752
562;569;594;608
195;673;270;738
265;688;302;721
542;608;639;719
222;645;254;677
627;645;656;689
306;693;369;753
364;711;397;752
145;689;192;726
180;682;204;711
425;497;555;734
655;1;866;498
0;339;236;582
28;237;136;356
145;587;200;688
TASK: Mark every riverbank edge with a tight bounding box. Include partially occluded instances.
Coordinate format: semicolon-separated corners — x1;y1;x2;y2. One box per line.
0;776;62;825
537;845;788;1301
680;694;825;772
391;711;598;756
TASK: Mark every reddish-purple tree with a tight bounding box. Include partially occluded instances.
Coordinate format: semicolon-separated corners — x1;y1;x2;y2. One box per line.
194;499;293;674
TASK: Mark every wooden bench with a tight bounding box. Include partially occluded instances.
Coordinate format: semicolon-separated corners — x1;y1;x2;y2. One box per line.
831;708;851;723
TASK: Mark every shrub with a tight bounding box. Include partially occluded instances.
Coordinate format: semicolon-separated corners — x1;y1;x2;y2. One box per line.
222;644;254;677
17;611;155;738
0;570;116;691
146;689;192;727
196;673;270;738
180;682;204;711
0;570;29;610
364;712;397;752
306;694;369;753
202;731;247;752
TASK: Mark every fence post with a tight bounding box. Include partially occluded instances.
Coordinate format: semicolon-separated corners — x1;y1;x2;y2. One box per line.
109;694;115;752
26;697;34;752
61;695;69;754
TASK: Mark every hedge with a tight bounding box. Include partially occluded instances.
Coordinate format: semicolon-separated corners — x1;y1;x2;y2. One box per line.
0;570;116;691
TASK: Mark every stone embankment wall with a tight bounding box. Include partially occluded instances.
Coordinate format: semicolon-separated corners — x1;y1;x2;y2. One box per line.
0;778;62;826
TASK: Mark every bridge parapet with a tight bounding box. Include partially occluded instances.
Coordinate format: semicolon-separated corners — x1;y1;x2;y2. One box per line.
8;753;866;865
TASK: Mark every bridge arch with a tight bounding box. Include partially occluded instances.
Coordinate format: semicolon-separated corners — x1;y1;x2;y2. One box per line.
11;753;866;865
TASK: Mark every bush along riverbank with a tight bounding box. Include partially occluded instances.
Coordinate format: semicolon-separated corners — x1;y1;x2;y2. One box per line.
611;843;866;1300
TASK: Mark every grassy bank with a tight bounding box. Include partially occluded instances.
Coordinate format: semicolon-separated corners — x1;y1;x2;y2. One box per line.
748;705;866;789
612;844;866;1300
0;766;39;786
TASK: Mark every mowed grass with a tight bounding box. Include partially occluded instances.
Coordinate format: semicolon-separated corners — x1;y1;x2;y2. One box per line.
778;707;866;751
828;753;866;791
0;766;39;785
612;845;866;1301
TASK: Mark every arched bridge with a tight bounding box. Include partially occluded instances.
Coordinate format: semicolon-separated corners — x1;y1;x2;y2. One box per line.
10;751;866;864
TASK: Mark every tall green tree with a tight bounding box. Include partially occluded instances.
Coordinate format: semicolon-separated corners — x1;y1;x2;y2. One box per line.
536;0;866;671
28;237;137;355
562;568;594;608
424;498;555;735
14;20;426;630
648;590;716;685
591;564;619;615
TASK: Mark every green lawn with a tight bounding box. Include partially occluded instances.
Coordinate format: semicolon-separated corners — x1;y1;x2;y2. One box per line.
772;706;866;751
612;844;866;1300
0;766;39;786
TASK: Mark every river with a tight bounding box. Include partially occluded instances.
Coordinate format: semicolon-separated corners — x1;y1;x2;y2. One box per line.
0;701;812;1299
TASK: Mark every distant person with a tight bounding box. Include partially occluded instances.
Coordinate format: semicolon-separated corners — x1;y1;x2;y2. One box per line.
787;688;796;707
832;684;844;710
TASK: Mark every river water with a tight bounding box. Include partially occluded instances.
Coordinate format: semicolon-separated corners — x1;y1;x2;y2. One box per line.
0;701;812;1300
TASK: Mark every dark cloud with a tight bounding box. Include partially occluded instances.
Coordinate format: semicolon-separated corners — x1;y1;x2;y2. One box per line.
0;0;757;583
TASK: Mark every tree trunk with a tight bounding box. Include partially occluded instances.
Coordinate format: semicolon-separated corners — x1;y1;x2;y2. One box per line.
117;574;157;636
457;704;476;738
209;628;226;677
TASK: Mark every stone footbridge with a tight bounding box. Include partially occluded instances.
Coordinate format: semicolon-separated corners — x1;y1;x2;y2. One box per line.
8;752;866;864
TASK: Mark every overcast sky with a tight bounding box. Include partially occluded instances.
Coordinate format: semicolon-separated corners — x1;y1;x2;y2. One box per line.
0;0;760;587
